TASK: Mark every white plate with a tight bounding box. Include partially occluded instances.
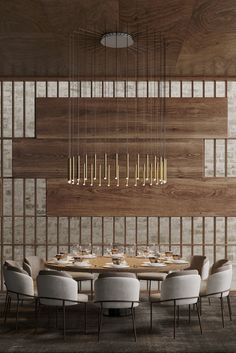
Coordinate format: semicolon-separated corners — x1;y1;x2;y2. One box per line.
142;262;166;267
73;262;91;267
111;253;124;258
103;262;129;269
80;254;96;259
172;260;189;264
57;260;71;265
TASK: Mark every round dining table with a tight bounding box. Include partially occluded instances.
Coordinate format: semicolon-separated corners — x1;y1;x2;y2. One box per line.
46;255;189;274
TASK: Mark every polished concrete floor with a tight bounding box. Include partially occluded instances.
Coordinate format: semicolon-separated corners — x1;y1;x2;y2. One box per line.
0;292;235;353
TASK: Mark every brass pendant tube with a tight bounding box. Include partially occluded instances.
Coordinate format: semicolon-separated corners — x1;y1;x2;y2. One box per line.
108;164;111;187
137;153;140;180
146;154;149;180
150;163;153;186
117;164;119;187
99;164;102;187
163;158;167;184
104;153;107;180
85;154;88;180
77;155;80;185
156;158;159;185
143;164;146;186
159;156;164;182
94;153;97;180
90;163;93;186
83;163;86;186
72;156;75;184
134;164;137;187
68;157;72;184
154;155;157;181
115;153;119;180
126;153;129;180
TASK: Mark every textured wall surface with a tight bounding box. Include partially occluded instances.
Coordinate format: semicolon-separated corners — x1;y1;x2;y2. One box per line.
0;80;236;290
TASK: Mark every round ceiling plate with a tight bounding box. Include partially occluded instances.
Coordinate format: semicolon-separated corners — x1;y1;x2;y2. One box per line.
100;32;134;48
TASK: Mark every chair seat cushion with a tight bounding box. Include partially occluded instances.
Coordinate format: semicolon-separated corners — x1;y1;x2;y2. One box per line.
69;272;94;281
137;272;167;281
149;292;161;302
77;293;88;303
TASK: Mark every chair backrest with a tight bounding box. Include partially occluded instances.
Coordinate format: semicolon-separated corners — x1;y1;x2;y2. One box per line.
167;270;198;279
98;272;136;279
210;259;232;274
161;272;201;306
207;261;232;297
188;255;209;280
3;266;34;298
23;256;45;280
37;271;78;306
94;277;140;309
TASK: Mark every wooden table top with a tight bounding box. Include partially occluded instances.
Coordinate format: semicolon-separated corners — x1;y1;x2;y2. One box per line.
46;256;189;274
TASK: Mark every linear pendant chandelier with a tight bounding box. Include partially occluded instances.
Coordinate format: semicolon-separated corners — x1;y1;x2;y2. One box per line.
68;28;167;187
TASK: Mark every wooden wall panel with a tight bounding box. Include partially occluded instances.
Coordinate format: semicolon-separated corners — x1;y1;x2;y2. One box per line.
36;98;228;139
47;178;236;217
12;138;202;179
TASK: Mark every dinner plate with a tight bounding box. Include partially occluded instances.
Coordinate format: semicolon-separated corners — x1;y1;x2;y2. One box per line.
73;262;91;267
142;262;166;267
80;254;96;259
172;259;189;264
103;262;129;269
57;260;71;265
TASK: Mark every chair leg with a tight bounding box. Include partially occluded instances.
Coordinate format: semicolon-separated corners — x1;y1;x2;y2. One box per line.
131;307;137;342
55;307;58;328
150;302;153;331
34;300;39;333
148;281;151;297
2;292;8;320
16;295;20;330
227;295;232;321
4;295;11;326
208;298;211;306
84;303;87;334
188;304;191;323
98;305;103;342
177;306;180;326
63;301;66;341
199;297;202;316
220;296;225;328
90;280;93;300
196;302;202;335
173;300;176;339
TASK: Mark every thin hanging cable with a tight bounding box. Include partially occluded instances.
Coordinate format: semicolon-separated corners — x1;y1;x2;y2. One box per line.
72;31;76;184
126;23;129;187
136;24;139;183
77;31;80;185
104;25;108;181
146;27;149;182
68;33;72;184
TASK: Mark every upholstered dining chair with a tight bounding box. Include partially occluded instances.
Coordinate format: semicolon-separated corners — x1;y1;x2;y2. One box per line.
3;263;35;329
36;270;88;339
137;272;167;297
94;276;140;341
200;259;232;327
185;255;209;280
23;256;45;280
150;270;202;338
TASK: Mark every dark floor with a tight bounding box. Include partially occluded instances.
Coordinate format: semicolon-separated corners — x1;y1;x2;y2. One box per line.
0;293;235;353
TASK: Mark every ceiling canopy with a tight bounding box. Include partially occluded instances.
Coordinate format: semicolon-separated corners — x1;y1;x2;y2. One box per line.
1;0;236;78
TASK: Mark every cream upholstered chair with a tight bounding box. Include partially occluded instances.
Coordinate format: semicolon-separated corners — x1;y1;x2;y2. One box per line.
200;259;232;327
23;255;94;297
150;270;201;338
36;270;88;339
137;272;167;297
3;263;34;329
94;277;140;341
185;255;209;280
23;256;45;280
